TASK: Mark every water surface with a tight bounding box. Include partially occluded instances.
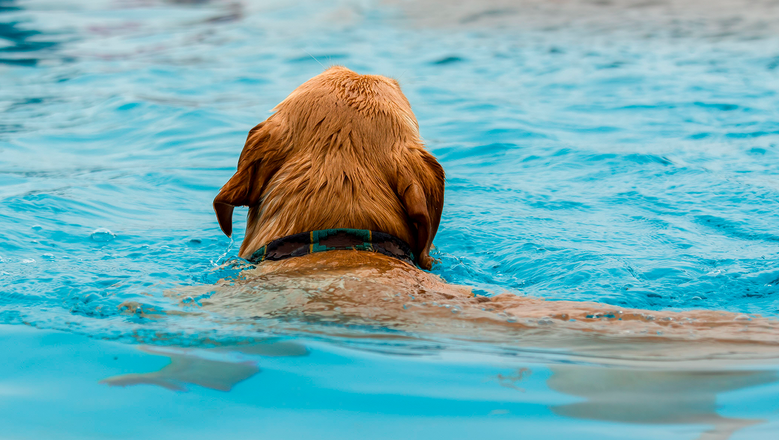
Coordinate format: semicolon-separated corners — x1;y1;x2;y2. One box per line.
1;0;779;438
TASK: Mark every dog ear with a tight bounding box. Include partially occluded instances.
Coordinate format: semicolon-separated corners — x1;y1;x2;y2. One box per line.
213;122;271;237
398;147;445;270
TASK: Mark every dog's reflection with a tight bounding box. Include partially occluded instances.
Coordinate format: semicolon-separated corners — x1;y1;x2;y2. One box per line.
539;365;776;440
101;341;308;392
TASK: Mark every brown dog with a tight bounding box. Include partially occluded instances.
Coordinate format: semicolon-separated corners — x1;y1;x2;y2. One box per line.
213;66;443;270
203;66;778;351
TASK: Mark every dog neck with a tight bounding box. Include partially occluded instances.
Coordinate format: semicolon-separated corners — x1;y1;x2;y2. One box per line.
247;228;416;268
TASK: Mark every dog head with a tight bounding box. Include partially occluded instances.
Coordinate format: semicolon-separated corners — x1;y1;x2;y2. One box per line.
213;66;444;269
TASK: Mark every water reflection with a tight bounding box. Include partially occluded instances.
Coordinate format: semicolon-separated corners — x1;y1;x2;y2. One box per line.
0;0;59;66
103;336;778;440
546;365;777;440
101;340;308;391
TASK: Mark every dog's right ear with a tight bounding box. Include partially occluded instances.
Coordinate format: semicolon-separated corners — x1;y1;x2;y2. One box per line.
213;122;272;237
397;146;445;270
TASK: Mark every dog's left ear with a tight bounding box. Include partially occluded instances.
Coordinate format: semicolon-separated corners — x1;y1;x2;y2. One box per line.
213;122;275;237
397;147;445;270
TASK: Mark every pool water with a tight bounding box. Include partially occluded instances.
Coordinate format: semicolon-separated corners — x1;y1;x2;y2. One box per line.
1;0;779;438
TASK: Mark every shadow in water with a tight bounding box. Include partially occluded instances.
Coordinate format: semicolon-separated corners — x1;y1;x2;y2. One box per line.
101;340;308;392
0;0;59;66
546;365;778;440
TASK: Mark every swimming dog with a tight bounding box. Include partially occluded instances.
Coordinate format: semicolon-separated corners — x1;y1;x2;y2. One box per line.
204;67;776;348
214;66;443;271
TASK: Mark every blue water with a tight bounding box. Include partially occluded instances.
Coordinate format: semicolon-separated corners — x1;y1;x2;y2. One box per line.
2;0;779;438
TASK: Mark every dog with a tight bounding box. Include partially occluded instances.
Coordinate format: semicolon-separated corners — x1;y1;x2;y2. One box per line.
203;66;777;349
214;66;443;271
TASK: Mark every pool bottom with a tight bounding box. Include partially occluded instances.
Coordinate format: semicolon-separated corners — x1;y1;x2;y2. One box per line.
1;324;777;440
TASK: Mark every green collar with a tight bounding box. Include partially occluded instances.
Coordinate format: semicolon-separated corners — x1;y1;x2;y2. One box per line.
247;228;416;267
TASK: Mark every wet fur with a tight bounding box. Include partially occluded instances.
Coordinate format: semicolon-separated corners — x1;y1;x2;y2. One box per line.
203;67;779;350
213;66;444;270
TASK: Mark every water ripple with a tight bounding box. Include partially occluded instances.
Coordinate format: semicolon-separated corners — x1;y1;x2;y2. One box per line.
1;0;778;344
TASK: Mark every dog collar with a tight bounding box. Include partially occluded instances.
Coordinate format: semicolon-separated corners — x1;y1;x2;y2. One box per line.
247;228;416;267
